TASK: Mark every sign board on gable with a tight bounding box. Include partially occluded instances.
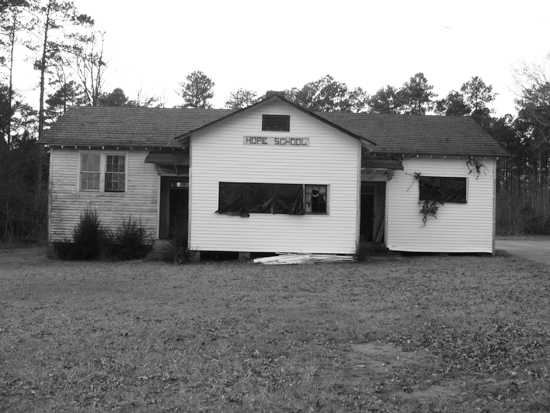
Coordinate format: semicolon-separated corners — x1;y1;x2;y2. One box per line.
243;136;310;146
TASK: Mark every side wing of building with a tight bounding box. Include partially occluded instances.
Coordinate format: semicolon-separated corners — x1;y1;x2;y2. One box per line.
385;157;496;253
48;149;160;242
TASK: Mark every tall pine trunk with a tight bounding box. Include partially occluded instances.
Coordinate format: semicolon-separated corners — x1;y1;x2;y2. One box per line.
6;12;17;147
38;2;51;142
37;1;52;238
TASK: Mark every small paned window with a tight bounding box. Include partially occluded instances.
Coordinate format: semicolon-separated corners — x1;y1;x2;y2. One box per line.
80;153;100;191
105;155;126;192
304;184;328;214
262;114;290;132
419;176;467;203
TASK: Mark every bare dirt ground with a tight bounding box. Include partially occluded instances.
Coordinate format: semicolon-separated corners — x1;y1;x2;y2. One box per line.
0;248;549;412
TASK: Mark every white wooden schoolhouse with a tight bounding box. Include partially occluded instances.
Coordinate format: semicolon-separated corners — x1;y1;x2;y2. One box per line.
42;93;506;255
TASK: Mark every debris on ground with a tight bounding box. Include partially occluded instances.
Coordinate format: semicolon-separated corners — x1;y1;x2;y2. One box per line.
253;253;355;265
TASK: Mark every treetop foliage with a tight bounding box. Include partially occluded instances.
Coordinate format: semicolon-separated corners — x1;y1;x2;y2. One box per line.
225;88;257;110
179;70;214;109
284;74;368;113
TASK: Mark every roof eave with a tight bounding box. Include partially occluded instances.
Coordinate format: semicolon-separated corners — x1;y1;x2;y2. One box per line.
43;143;185;151
370;150;509;158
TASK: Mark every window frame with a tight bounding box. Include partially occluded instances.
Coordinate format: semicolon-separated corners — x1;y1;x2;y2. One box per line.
304;184;329;215
216;182;330;216
261;114;290;132
217;182;304;215
418;176;467;204
78;151;128;194
79;152;101;192
104;153;127;193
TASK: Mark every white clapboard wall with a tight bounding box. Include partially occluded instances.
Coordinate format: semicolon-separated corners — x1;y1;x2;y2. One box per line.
385;157;496;253
189;100;362;254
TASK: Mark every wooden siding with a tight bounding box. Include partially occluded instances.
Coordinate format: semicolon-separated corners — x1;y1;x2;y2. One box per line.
189;100;361;254
385;158;496;253
48;149;160;241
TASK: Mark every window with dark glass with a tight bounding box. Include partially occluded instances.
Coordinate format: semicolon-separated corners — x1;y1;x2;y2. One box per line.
305;184;328;214
105;155;126;192
218;182;330;217
217;182;304;217
419;176;467;203
262;114;290;131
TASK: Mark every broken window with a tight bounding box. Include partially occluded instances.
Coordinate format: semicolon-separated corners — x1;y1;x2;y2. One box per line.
305;184;328;214
419;177;467;203
217;182;304;217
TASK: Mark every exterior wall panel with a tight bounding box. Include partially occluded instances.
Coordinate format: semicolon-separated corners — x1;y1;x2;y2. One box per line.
48;149;160;241
385;157;496;253
189;100;361;254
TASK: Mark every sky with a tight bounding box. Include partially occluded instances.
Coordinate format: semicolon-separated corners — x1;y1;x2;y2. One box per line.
15;0;550;114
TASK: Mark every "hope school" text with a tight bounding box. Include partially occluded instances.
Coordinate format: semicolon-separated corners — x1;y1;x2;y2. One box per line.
243;136;310;146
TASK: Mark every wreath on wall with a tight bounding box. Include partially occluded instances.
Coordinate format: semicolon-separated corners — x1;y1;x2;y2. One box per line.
419;199;442;224
466;156;485;179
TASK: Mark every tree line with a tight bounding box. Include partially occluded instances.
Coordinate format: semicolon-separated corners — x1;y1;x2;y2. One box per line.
1;0;549;242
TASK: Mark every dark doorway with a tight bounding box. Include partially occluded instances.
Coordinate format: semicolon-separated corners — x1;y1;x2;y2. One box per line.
360;182;386;243
159;177;188;240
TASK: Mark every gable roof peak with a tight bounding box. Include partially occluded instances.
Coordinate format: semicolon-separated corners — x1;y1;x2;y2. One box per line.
264;90;287;99
175;93;377;147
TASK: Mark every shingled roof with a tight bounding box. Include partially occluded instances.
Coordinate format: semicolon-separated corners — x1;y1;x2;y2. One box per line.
42;106;231;148
42;104;506;157
317;112;507;157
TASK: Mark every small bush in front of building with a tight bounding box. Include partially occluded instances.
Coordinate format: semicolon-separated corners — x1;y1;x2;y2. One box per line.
108;217;152;260
54;211;152;261
72;209;108;260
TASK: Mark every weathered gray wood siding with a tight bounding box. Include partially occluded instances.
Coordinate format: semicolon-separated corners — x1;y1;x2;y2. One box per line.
48;149;160;242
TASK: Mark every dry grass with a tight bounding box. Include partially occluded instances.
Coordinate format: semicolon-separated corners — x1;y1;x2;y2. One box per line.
0;248;549;412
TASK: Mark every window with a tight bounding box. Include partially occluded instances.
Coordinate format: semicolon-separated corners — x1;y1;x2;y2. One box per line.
80;153;100;191
218;182;304;217
105;155;126;192
419;176;467;203
217;182;329;217
305;184;328;214
262;114;290;132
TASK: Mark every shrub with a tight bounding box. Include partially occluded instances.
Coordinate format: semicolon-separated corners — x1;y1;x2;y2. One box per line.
108;217;152;260
54;212;151;261
72;209;107;260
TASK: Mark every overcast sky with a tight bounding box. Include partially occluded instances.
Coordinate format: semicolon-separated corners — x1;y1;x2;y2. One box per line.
17;0;550;114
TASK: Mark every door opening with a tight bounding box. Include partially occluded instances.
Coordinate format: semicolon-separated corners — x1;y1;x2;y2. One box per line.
159;177;188;241
360;182;386;243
